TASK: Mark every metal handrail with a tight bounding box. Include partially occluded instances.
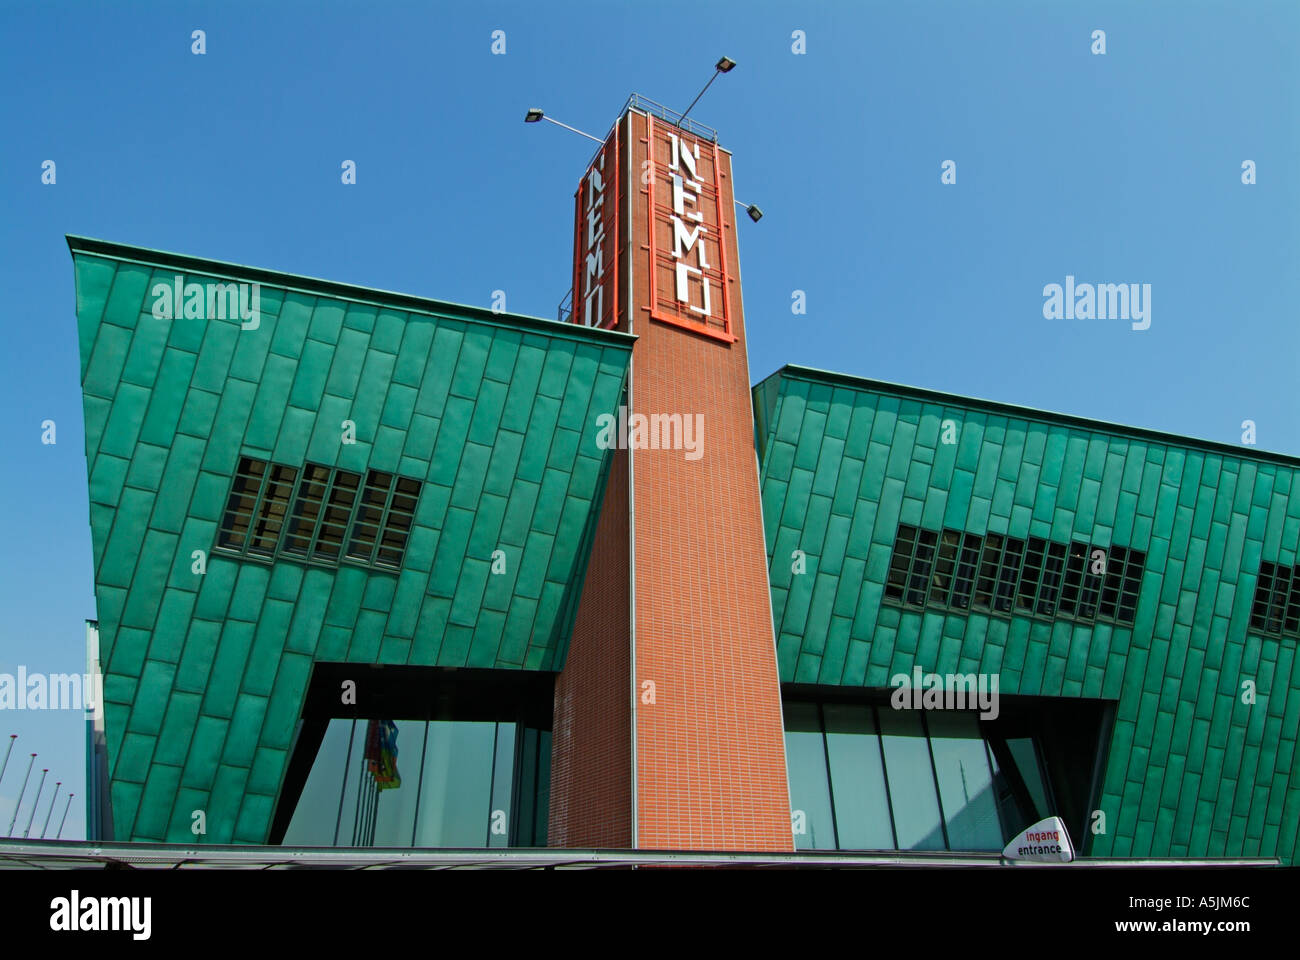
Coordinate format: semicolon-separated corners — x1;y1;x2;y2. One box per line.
576;92;721;170
622;93;719;142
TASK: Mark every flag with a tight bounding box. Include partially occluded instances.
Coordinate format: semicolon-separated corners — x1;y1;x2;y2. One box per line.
364;719;401;790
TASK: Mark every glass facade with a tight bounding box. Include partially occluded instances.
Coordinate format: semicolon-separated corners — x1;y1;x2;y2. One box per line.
283;717;550;848
785;699;1053;853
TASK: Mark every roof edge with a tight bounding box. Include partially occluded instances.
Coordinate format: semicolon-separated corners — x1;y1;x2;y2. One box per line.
760;364;1300;470
66;235;637;350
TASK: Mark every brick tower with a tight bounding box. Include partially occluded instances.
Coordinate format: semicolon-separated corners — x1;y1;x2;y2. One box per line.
549;97;792;851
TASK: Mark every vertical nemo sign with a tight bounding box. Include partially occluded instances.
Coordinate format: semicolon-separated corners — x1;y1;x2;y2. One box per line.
572;128;620;330
646;116;734;342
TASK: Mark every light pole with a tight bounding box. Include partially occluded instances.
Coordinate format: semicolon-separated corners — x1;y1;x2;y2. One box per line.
523;109;604;144
679;56;736;128
734;199;763;223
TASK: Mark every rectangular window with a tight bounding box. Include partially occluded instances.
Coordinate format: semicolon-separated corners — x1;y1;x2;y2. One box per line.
1265;563;1291;634
883;522;1145;629
781;697;1078;855
973;533;1004;610
1038;541;1066;616
1017;536;1046;615
1249;560;1300;636
951;532;982;610
347;470;394;562
1099;545;1125;620
217;456;421;570
886;525;918;602
1250;561;1276;632
314;469;361;561
217;458;299;557
218;457;268;551
930;529;961;606
927;712;1003;851
1059;541;1087;616
1117;548;1145;624
784;702;837;851
281;716;543;850
823;704;895;850
284;464;332;556
908;528;937;606
377;476;421;568
878;709;946;851
1077;545;1102;620
248;463;299;556
1285;568;1300;635
995;537;1024;613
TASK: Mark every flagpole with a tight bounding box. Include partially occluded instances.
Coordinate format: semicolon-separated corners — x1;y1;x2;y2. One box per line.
0;735;15;787
40;782;61;838
56;794;73;840
22;769;48;838
6;754;36;836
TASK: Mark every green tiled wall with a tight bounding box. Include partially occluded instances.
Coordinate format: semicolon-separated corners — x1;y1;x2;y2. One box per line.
756;365;1300;864
71;239;633;844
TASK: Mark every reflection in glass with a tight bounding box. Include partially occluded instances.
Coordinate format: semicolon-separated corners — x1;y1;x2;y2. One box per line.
282;717;543;848
413;721;498;847
823;704;894;849
283;718;355;846
1008;737;1050;820
878;710;945;850
782;701;1058;854
783;702;836;850
926;712;1002;850
369;719;422;846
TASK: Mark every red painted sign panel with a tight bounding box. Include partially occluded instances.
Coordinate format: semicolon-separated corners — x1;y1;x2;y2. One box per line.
572;129;620;330
645;116;734;342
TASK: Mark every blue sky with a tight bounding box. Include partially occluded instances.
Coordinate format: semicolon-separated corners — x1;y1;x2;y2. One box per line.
0;0;1296;839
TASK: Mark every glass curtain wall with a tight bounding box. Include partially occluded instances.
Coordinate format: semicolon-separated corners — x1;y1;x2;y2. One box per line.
282;717;550;848
785;700;1052;853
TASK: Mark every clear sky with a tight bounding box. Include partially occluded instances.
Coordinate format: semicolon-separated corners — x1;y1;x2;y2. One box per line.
0;0;1296;840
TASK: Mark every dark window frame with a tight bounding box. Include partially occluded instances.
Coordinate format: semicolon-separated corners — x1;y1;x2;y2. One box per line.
215;455;422;572
1251;559;1300;638
884;523;1145;627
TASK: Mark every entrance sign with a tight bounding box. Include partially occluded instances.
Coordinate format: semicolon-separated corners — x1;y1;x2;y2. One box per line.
1002;816;1075;862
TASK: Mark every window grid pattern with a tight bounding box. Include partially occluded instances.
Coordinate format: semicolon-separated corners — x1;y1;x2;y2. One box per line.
885;523;1145;627
1250;561;1300;637
217;455;421;571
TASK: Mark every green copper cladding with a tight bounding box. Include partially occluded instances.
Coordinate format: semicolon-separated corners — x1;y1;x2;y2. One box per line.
756;365;1300;865
69;236;634;843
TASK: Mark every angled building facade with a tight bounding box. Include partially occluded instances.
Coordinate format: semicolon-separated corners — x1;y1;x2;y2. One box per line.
71;235;632;844
70;95;1300;863
757;366;1300;862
